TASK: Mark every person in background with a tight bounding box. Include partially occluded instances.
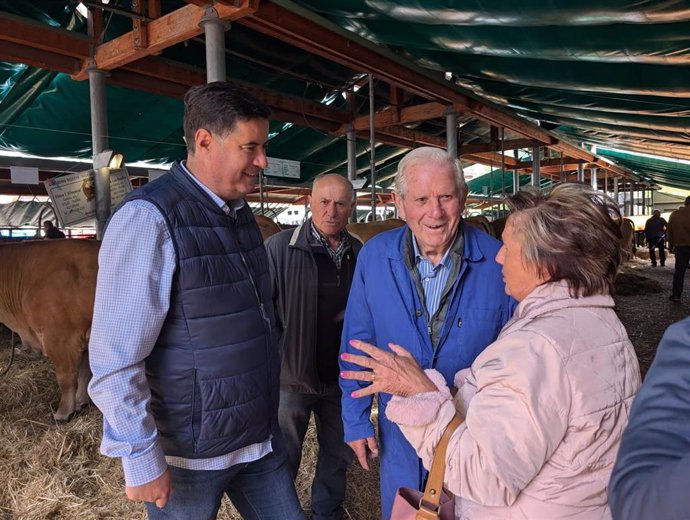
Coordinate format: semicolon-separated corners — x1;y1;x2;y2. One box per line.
342;183;641;519
88;82;305;520
643;210;666;267
667;196;690;301
609;316;690;520
339;146;515;519
265;173;360;520
43;220;65;239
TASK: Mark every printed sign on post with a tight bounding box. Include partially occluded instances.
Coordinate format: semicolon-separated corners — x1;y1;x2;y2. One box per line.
264;157;300;179
44;168;133;227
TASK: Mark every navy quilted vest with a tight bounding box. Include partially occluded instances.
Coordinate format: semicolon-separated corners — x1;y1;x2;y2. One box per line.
121;162;279;458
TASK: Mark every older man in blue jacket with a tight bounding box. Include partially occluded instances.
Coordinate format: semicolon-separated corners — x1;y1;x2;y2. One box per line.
609;316;690;520
339;146;515;519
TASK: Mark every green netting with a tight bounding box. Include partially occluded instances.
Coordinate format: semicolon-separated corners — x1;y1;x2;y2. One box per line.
2;0;690;191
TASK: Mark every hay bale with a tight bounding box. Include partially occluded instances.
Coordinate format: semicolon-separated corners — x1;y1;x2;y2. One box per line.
0;336;382;519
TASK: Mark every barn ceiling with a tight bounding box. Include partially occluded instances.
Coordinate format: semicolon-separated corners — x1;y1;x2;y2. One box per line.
0;0;689;199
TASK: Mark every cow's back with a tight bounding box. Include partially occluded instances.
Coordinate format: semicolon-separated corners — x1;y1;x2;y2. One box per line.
0;240;99;352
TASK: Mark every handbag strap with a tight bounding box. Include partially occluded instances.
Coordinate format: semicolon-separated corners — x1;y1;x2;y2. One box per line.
416;414;463;520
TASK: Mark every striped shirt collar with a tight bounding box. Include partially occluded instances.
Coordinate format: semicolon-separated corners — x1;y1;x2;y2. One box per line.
412;235;453;271
310;219;350;269
180;161;245;216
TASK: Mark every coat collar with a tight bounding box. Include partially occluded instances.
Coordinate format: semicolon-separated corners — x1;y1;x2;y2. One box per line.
504;280;614;333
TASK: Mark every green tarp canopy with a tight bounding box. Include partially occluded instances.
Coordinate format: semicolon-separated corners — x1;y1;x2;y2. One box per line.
1;0;690;190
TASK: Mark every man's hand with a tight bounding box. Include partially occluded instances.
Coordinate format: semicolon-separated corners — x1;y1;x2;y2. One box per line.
125;469;171;509
347;436;379;470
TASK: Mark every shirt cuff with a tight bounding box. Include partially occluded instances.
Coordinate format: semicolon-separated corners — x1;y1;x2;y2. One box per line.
121;441;168;487
386;369;452;426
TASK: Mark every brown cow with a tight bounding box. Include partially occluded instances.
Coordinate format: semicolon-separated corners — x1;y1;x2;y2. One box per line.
255;214;282;241
465;215;497;238
0;240;99;421
620;218;636;260
346;218;405;243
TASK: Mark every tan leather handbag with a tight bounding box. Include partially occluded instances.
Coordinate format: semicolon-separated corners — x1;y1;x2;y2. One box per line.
390;414;463;520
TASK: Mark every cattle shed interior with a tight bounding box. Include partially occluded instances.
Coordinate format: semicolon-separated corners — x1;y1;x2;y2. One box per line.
1;0;690;228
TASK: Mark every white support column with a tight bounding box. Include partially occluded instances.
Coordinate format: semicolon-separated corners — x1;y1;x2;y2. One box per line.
531;146;540;187
513;149;520;194
199;7;229;83
89;65;110;240
368;74;376;221
577;163;585;183
346;124;357;222
445;108;457;159
591;167;598;190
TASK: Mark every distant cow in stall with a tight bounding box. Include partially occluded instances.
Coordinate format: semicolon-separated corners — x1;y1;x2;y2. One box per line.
465;215;498;238
255;214;283;241
620;217;636;260
346;218;406;243
345;215;502;244
0;240;99;421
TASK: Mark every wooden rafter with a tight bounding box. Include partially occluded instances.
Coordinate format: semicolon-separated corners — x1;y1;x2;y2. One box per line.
0;12;89;59
73;0;260;80
459;139;534;155
343;102;467;133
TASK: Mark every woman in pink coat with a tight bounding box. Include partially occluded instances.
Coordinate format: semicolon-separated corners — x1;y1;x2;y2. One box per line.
341;183;641;519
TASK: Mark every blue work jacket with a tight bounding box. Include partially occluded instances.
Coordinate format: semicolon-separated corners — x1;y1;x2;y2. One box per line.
340;223;515;519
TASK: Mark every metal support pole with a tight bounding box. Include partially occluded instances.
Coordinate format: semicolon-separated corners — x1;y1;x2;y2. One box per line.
346;124;357;222
445;108;457;159
577;163;585;183
368;74;376;221
604;170;608;195
591;167;598;190
641;188;646;215
199;7;229;82
531;146;540;187
511;149;519;194
629;180;635;216
613;177;619;212
89;65;110;240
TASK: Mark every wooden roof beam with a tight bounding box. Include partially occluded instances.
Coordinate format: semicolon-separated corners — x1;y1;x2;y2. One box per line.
0;12;89;58
343;102;466;133
73;0;259;80
459;139;534;155
0;41;80;74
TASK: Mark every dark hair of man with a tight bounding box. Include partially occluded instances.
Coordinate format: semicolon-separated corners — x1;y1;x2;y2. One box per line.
685;195;690;206
505;183;623;297
183;82;272;154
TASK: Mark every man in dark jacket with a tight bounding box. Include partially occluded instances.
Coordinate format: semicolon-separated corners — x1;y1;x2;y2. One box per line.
88;82;305;520
42;220;65;239
643;210;667;267
265;174;360;520
609;316;690;519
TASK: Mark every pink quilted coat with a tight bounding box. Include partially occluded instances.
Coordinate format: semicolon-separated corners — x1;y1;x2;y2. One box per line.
386;281;641;520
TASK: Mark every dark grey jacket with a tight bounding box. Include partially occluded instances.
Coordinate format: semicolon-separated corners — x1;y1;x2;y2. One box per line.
265;220;362;393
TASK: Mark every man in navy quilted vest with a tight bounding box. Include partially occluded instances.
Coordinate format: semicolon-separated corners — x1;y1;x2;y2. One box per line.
88;82;306;520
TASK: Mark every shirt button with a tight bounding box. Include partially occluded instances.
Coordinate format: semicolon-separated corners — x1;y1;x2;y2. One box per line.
457;318;463;328
415;310;422;317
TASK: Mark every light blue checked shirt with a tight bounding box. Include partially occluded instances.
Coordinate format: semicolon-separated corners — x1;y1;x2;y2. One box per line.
88;163;271;487
412;237;453;319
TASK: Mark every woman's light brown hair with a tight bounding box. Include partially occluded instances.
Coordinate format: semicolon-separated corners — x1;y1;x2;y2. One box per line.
505;183;624;297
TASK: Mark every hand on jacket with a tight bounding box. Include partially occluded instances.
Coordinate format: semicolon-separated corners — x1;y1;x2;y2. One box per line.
340;340;438;398
347;436;379;470
125;469;171;508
